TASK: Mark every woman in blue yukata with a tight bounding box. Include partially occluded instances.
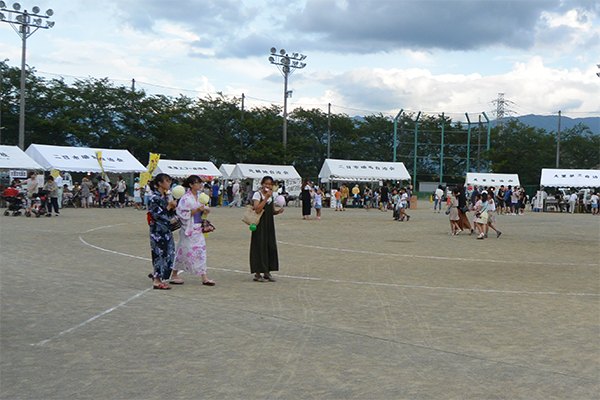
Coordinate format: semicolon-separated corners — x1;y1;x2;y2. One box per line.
147;173;178;290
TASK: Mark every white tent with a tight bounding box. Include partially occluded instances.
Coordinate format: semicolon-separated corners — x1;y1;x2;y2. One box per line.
153;159;222;179
219;164;236;180
465;172;520;187
540;168;600;188
229;163;302;196
0;145;44;170
25;144;146;173
318;159;411;183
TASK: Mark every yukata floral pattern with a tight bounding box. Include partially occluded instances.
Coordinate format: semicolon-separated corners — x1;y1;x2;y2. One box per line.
174;191;208;275
149;190;175;280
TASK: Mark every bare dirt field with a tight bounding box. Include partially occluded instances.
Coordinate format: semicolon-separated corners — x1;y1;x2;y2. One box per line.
2;201;599;399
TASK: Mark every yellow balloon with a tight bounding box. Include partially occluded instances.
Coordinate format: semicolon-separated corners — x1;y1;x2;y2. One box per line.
171;185;186;199
203;232;209;238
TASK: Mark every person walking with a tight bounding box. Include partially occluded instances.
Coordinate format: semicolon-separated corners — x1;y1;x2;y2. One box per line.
351;184;360;208
211;181;220;207
569;191;578;214
340;183;349;210
116;176;127;208
434;185;444;213
380;184;389;211
171;175;215;286
449;188;460;235
230;180;241;208
55;172;64;209
591;192;599;216
43;176;60;216
301;179;312;220
474;192;490;239
456;184;473;234
133;177;142;210
250;176;285;282
80;177;93;209
147;173;178;290
334;188;342;211
364;186;372;211
25;172;38;211
314;187;323;219
485;188;502;238
399;188;411;221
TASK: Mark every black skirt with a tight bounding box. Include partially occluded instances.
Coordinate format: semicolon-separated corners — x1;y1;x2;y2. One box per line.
250;201;279;274
301;189;311;216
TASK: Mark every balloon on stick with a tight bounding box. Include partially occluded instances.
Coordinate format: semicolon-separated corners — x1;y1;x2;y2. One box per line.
275;195;285;207
171;185;186;199
249;224;257;231
198;193;210;204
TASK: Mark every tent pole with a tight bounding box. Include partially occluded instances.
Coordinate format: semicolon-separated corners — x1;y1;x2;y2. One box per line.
465;113;471;174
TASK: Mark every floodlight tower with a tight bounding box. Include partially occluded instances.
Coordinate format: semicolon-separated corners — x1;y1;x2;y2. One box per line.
0;1;55;150
268;47;307;148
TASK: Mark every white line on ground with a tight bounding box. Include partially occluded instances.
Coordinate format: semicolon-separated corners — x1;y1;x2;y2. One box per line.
277;241;599;267
32;288;152;346
78;236;599;298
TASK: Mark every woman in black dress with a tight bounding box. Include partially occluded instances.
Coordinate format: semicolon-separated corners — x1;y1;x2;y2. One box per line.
301;179;312;220
250;176;285;282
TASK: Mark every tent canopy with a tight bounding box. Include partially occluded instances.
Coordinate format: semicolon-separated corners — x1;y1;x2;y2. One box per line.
25;144;145;173
540;168;600;188
0;145;44;170
219;164;236;180
318;159;411;183
465;173;520;187
153;159;221;179
229;163;301;180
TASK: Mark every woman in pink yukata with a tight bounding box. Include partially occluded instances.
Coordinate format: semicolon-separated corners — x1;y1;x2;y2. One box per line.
170;175;216;286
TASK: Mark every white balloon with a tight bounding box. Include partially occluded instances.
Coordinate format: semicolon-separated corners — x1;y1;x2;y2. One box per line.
171;185;186;199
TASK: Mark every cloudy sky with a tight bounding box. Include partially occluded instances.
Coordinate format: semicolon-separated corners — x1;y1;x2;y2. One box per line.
1;0;599;123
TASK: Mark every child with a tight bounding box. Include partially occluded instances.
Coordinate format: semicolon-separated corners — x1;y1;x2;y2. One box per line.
314;188;323;220
399;188;411;221
391;189;401;220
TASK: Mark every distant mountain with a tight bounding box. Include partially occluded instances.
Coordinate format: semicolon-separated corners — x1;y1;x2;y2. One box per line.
505;114;599;136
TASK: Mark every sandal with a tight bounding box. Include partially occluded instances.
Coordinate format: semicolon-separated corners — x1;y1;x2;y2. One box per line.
169;279;184;285
253;274;262;281
153;282;171;290
264;275;276;282
202;280;216;286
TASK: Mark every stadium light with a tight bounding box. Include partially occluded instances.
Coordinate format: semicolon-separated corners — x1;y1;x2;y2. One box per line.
0;2;55;149
268;47;307;148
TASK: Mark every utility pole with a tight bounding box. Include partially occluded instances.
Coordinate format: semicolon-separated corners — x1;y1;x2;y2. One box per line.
327;103;331;159
477;115;482;173
1;2;55;149
240;93;245;150
556;110;561;168
268;48;307;149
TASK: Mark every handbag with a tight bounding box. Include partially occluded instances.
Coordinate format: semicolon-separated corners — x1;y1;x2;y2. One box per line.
201;218;215;233
169;216;181;231
445;206;451;215
242;205;264;226
460;206;469;214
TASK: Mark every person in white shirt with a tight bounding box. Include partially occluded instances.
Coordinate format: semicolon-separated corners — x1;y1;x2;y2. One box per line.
590;193;598;216
55;172;64;209
144;183;152;209
133;177;142;210
434;185;444;213
399;188;411;221
569;192;578;214
230;180;241;208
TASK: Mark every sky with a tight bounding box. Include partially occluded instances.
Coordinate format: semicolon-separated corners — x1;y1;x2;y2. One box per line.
1;0;599;124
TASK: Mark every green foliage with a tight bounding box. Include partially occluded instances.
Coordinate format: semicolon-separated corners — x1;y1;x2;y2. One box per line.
0;61;597;185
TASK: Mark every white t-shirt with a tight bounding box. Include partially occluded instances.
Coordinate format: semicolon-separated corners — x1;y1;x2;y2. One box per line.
134;182;141;196
591;194;599;205
400;193;408;205
252;191;272;204
435;188;443;200
144;184;152;196
232;183;239;195
569;193;578;202
487;198;496;212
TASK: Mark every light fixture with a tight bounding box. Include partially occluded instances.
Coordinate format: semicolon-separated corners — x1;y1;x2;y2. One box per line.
0;1;6;8
31;5;38;13
46;20;53;27
33;17;41;25
12;2;20;10
270;47;276;54
45;8;52;16
268;56;274;62
0;12;4;19
279;49;285;55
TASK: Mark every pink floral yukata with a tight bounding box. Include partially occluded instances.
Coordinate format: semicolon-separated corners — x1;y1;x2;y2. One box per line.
174;190;207;275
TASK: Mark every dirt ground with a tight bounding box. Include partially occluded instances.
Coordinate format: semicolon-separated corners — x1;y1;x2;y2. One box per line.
1;200;599;399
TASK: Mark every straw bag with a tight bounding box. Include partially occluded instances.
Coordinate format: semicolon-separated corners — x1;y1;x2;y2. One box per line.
242;205;263;226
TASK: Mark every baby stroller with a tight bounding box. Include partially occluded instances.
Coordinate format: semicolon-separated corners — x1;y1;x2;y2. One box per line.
3;195;24;216
30;189;49;218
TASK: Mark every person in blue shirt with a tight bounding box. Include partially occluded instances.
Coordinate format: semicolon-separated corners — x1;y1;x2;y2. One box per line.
211;181;220;207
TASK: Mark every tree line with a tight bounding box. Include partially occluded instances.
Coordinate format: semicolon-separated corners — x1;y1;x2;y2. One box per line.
1;62;598;185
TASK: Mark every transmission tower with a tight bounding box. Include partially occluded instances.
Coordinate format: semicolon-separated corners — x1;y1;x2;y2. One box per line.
491;93;514;134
